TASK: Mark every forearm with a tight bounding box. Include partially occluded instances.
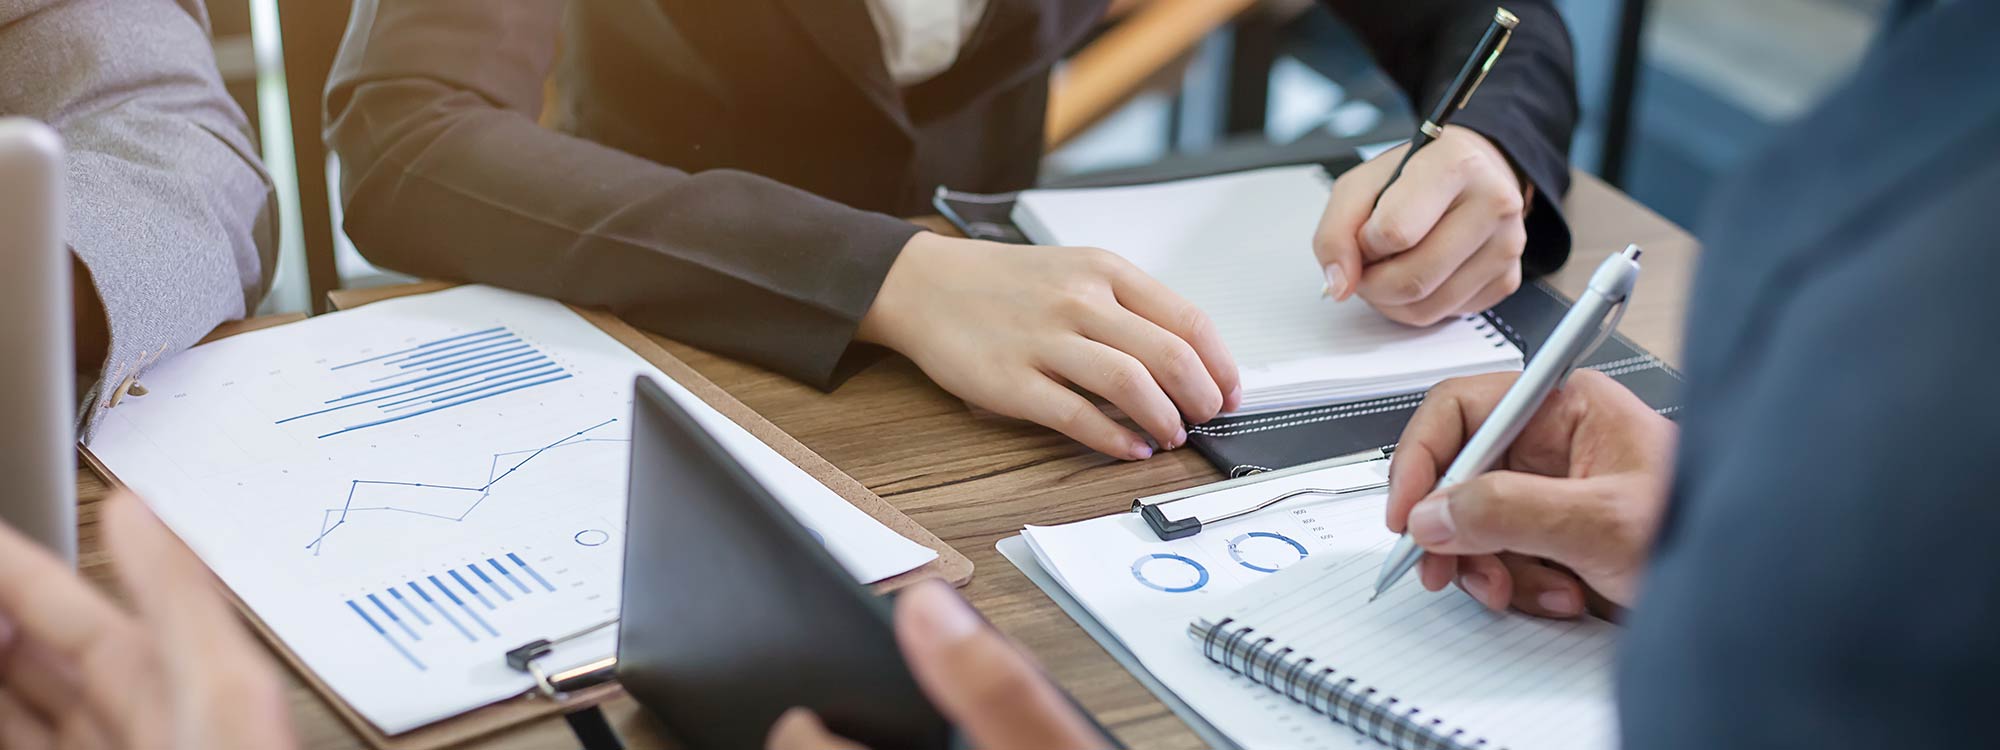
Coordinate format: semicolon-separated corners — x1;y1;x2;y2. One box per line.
5;0;279;434
328;0;920;389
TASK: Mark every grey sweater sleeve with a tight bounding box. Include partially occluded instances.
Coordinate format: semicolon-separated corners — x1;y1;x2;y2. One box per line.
0;0;279;440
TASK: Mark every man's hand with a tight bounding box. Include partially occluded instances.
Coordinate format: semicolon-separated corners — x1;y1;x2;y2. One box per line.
859;232;1241;460
1386;370;1676;617
0;492;298;750
766;580;1106;750
1314;126;1530;326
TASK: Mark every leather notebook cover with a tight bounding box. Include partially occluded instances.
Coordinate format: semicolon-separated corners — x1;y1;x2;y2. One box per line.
936;172;1683;478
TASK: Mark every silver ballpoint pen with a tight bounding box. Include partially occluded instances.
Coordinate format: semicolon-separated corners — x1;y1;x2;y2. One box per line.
1370;244;1644;602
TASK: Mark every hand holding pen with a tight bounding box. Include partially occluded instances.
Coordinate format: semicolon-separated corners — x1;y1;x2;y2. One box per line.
1372;247;1672;618
1311;8;1535;327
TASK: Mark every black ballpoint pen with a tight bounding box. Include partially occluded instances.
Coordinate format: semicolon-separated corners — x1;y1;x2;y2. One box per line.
1373;7;1520;205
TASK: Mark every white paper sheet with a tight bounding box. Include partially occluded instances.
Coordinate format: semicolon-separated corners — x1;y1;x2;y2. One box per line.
88;285;936;734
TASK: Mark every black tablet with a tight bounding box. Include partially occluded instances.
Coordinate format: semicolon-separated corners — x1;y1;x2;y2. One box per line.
616;376;952;749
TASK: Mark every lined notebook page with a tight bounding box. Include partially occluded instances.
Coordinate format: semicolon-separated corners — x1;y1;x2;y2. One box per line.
1200;497;1620;750
1012;166;1520;413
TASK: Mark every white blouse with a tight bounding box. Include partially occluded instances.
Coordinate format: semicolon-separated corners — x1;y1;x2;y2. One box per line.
863;0;992;86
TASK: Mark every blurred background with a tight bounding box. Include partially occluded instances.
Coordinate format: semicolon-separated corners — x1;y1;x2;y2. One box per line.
213;0;1887;316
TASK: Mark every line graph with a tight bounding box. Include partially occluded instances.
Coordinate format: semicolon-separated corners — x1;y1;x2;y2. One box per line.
280;326;575;440
305;419;627;555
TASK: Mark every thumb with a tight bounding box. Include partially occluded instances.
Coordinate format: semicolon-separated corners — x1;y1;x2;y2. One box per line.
1404;472;1634;571
894;581;1104;750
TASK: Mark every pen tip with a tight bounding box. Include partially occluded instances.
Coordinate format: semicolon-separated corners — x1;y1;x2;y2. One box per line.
1367;592;1379;604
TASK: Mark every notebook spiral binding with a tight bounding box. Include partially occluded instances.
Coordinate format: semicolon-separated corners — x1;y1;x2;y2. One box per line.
1190;617;1496;750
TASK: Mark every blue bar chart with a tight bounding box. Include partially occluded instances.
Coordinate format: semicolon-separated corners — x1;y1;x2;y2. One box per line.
280;327;574;439
350;551;566;672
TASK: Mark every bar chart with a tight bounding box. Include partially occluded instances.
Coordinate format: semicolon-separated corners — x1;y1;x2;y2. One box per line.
346;551;569;672
279;326;573;439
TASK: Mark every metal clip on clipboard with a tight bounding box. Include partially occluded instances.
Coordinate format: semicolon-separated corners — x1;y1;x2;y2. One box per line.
504;617;620;698
1134;447;1396;541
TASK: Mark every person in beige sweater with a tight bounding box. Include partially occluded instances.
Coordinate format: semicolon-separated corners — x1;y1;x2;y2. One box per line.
1;0;277;439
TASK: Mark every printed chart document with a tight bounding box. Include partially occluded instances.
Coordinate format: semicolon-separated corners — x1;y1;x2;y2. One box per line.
88;285;937;734
1012;165;1523;414
1021;459;1617;749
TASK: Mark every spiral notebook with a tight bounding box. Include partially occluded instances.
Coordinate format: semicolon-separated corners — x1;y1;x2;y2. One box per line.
1010;165;1524;414
937;161;1684;479
1014;457;1617;750
1191;534;1620;750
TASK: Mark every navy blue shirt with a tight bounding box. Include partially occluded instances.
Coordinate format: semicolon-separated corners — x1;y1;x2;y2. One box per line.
1619;3;2000;747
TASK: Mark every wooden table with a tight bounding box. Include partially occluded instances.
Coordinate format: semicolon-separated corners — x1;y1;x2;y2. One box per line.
74;170;1696;750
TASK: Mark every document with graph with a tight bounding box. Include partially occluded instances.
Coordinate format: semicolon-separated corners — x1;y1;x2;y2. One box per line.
86;285;938;734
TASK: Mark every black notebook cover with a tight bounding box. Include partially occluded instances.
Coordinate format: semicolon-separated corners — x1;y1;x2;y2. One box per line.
934;164;1684;477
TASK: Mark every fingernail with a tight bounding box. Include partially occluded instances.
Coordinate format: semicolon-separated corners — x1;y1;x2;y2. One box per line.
1460;571;1491;602
1224;384;1242;411
1537;589;1580;615
1130;439;1154;460
1407;494;1456;546
909;581;982;641
1172;427;1187;449
1323;265;1348;299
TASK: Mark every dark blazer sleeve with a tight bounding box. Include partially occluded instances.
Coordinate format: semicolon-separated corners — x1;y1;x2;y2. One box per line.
1318;0;1579;275
324;0;921;389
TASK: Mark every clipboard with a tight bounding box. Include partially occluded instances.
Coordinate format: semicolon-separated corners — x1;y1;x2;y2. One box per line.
78;281;973;750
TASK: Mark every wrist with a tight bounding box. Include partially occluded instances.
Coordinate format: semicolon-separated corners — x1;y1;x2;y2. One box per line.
857;231;949;352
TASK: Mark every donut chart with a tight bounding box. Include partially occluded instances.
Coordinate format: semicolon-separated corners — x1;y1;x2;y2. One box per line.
1228;531;1309;573
573;529;610;547
1131;553;1210;593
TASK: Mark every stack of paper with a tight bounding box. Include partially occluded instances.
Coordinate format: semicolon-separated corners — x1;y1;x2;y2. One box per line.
1013;165;1523;414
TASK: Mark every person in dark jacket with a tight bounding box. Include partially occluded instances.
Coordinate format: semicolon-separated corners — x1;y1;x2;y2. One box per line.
324;1;1579;460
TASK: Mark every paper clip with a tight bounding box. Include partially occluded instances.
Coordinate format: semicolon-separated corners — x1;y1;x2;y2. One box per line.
1135;447;1394;541
505;617;620;698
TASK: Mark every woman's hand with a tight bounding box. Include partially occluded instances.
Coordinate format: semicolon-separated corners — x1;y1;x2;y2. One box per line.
1313;125;1530;326
1386;370;1676;617
859;232;1241;460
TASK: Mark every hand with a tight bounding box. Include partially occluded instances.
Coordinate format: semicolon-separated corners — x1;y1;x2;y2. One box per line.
1385;370;1676;617
1313;125;1529;326
766;580;1106;750
0;492;297;750
859;232;1241;460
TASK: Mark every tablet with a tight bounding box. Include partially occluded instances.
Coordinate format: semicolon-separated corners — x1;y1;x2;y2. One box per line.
0;118;76;564
616;376;952;749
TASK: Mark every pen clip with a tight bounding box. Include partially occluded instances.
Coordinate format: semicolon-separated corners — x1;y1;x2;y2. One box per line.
1558;295;1628;387
1457;10;1519;111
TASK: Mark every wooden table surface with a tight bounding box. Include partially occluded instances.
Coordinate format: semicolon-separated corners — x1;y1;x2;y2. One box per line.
73;170;1697;750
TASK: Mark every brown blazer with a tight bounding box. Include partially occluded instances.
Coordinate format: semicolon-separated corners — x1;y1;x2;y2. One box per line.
325;0;1575;391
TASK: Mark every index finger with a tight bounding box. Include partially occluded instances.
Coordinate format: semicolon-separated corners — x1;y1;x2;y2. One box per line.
1386;373;1518;531
1106;264;1243;412
100;494;295;747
